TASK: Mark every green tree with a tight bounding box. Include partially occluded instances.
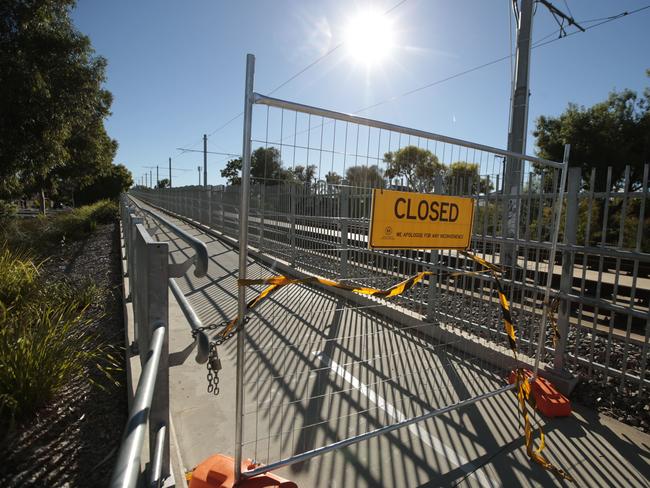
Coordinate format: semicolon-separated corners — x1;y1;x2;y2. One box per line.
220;147;291;186
346;165;385;188
446;162;492;194
74;164;132;205
156;178;170;189
384;146;445;192
325;171;342;185
221;158;242;186
292;164;317;186
0;0;117;212
533;85;650;192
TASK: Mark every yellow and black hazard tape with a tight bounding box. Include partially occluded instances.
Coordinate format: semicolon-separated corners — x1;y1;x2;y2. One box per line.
219;271;434;337
218;250;572;481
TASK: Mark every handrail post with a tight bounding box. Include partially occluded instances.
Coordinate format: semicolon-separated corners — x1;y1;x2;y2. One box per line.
145;237;170;484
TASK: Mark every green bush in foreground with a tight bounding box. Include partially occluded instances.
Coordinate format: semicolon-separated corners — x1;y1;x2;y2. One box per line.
0;247;40;306
1;199;118;254
0;246;119;432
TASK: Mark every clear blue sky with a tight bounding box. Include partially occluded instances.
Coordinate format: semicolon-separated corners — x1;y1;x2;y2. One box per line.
72;0;650;187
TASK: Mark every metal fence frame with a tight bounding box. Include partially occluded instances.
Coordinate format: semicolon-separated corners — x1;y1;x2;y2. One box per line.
130;52;650;483
135;165;650;396
133;53;576;482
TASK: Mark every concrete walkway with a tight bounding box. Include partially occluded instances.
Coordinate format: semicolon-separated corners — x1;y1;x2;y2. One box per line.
133;201;650;488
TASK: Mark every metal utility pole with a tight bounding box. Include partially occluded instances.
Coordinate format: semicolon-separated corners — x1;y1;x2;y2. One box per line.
502;0;583;268
502;0;534;268
203;134;208;187
169;157;172;187
506;0;533;166
156;165;159;187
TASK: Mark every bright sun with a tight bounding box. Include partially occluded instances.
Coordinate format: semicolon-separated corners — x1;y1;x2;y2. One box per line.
344;8;395;67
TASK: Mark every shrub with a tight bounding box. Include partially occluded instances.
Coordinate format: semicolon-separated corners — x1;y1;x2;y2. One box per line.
0;247;40;306
0;200;119;254
89;199;118;224
0;200;17;225
0;246;119;432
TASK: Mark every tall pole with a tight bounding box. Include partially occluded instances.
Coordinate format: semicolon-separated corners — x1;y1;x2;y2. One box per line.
203;134;208;187
169;157;172;187
234;53;255;483
502;0;533;268
156;165;159;187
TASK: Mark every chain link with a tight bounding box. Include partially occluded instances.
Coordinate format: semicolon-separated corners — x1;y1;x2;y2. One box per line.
193;318;249;396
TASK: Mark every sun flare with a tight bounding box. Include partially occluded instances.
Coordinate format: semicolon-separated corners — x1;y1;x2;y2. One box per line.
344;8;395;67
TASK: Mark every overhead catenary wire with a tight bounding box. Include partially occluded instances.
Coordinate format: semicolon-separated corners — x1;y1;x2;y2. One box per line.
171;3;648;174
177;0;411;153
352;4;649;116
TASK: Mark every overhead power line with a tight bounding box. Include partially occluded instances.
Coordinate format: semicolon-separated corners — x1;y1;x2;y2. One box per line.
178;0;411;151
173;2;647;161
176;147;240;157
352;4;649;116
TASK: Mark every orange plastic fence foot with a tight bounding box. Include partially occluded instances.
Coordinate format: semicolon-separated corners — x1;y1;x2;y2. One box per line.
508;369;572;418
188;454;298;488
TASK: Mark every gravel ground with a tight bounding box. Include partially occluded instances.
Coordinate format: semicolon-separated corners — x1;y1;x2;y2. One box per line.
0;223;127;487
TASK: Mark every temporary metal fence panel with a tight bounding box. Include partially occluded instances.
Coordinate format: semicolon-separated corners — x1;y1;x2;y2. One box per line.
131;55;572;480
132;154;650;467
233;86;568;477
136;165;650;397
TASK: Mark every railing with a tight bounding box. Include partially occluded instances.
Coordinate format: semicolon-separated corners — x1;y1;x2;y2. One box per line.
130;196;211;364
111;196;210;488
110;324;166;488
131;161;650;398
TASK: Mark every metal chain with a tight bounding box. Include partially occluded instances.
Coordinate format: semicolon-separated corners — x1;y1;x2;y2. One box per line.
193;318;249;396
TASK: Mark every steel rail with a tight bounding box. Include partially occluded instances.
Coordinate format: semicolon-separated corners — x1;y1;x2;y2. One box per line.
169;278;210;363
253;93;564;169
149;425;166;488
128;196;209;277
110;324;166;488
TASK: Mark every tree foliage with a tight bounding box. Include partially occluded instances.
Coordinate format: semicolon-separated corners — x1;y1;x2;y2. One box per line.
533;84;650;191
220;147;292;186
346;165;385;188
446;162;492;194
292;164;317;186
325;171;342;185
0;0;120;206
74;164;133;205
221;158;242;186
156;178;170;189
384;146;445;192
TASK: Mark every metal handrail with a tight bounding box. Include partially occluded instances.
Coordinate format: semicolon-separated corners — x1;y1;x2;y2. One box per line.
110;324;166;488
169;278;210;364
128;196;209;277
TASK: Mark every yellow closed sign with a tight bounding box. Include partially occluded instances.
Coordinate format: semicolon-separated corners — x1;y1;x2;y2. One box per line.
368;189;475;250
